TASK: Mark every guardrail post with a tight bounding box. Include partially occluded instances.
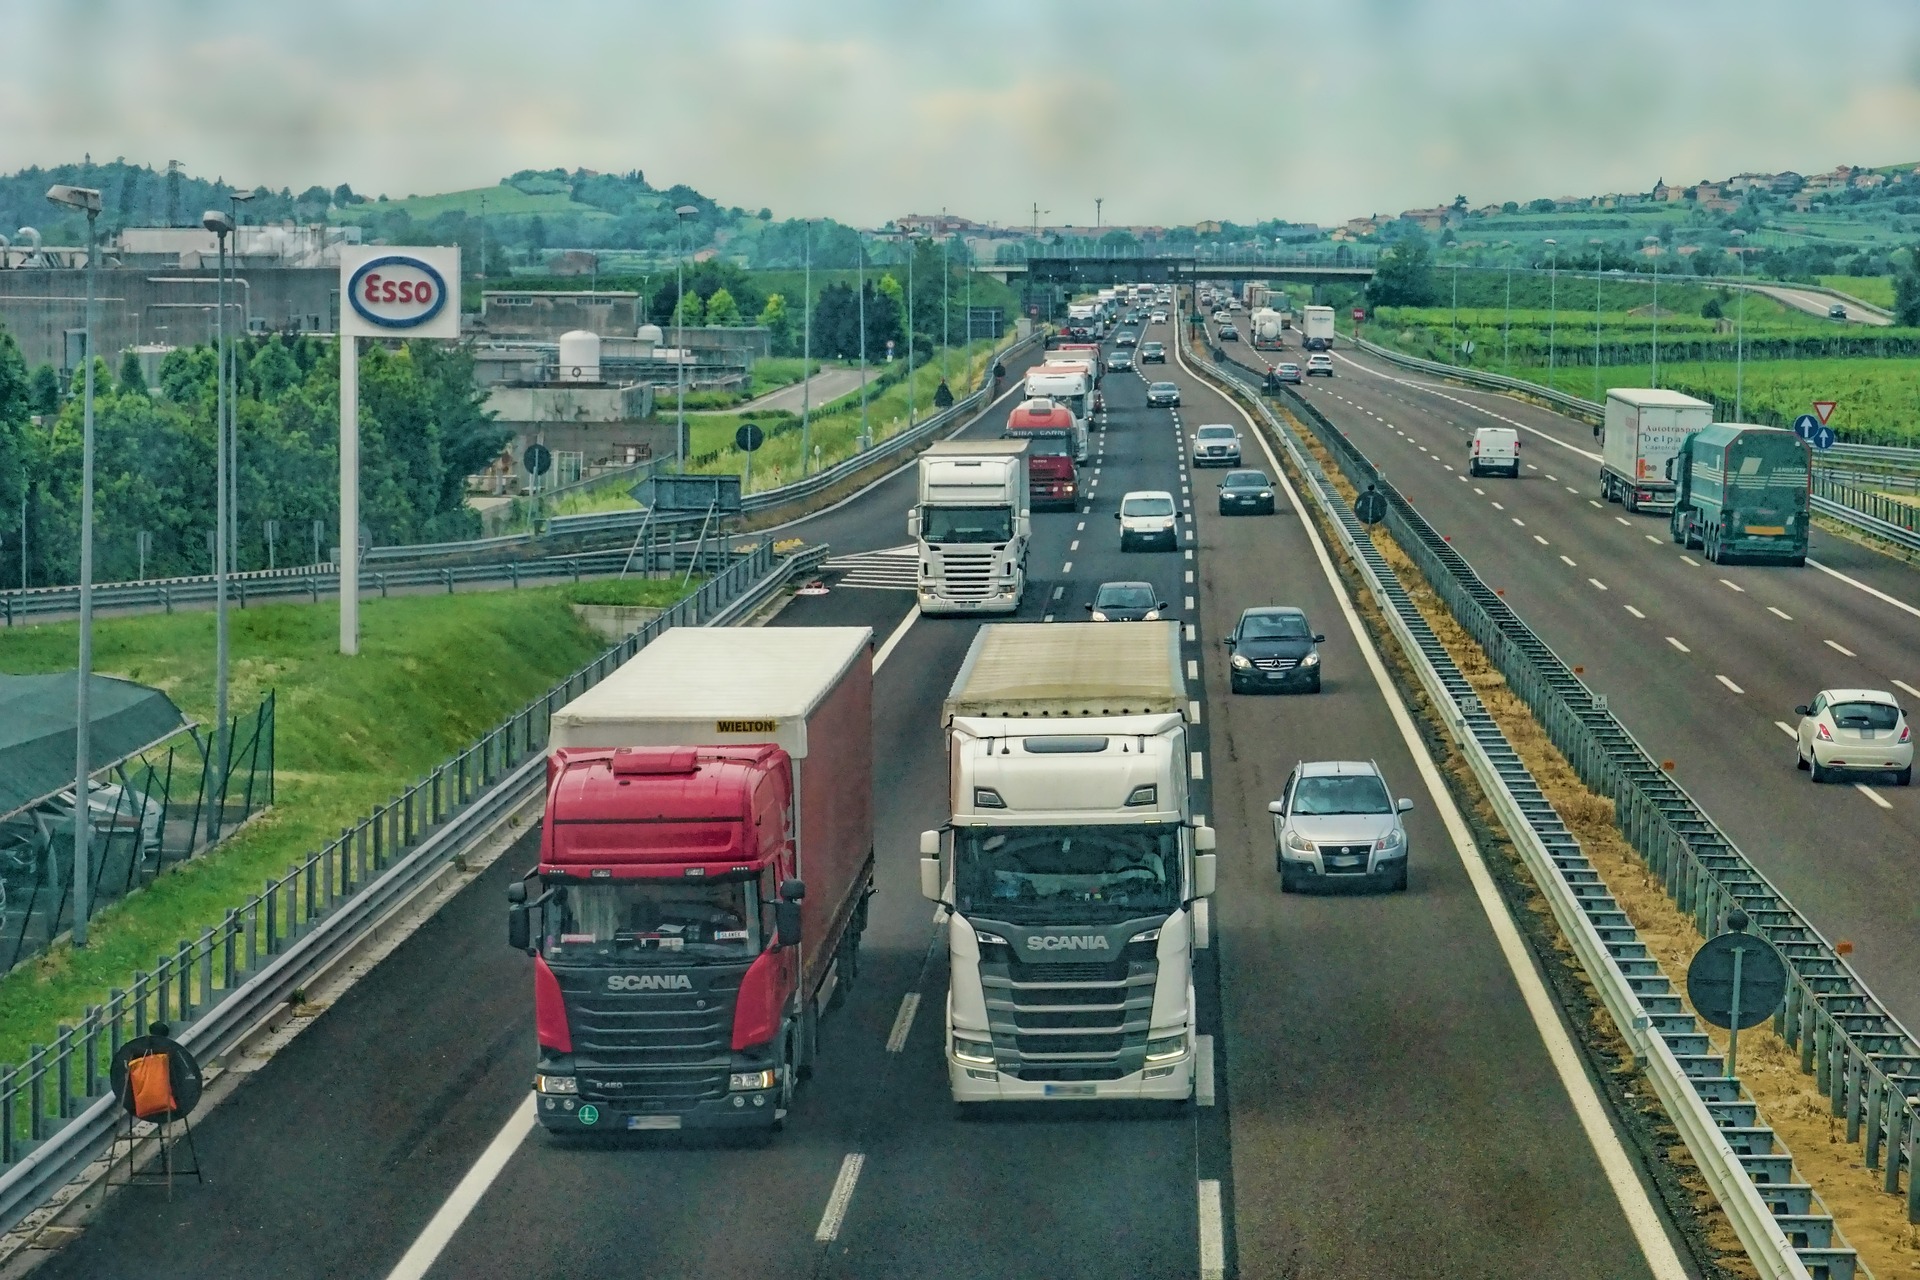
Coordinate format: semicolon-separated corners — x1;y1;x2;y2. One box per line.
224;910;238;992
265;879;278;955
27;1047;44;1142
54;1027;71;1120
155;956;171;1026
1892;1103;1913;1196
199;927;214;1010
1865;1072;1885;1169
82;1007;101;1100
1;1073;13;1162
162;586;173;615
175;940;192;1020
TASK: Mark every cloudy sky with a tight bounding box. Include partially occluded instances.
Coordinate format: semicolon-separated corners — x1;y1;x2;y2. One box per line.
5;0;1917;228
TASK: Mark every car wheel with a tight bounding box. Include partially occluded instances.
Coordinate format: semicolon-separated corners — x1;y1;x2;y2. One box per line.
1897;767;1912;787
1810;756;1830;783
1796;749;1810;771
1308;673;1322;693
1389;863;1409;893
1279;863;1300;893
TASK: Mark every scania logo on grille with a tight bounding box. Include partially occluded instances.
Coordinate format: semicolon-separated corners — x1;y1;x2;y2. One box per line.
607;973;693;991
1025;935;1110;952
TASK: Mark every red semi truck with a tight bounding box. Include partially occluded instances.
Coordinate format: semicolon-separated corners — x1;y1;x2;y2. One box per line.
1005;398;1080;510
507;626;875;1134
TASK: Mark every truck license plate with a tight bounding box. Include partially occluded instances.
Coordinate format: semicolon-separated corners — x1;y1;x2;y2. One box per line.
1744;525;1786;536
628;1115;681;1130
1043;1083;1097;1098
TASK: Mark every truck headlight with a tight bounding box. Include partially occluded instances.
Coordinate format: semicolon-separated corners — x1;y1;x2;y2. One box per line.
534;1073;577;1095
975;929;1007;946
953;1037;996;1065
729;1069;777;1091
1230;653;1251;670
1145;1035;1187;1062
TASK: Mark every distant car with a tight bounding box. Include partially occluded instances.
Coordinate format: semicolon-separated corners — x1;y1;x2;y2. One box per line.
1150;310;1168;323
1227;606;1324;694
1305;354;1334;377
1146;381;1181;407
1086;580;1167;622
1191;423;1243;467
1274;362;1303;384
1139;341;1166;364
1270;759;1413;892
1115;330;1138;347
1106;349;1135;371
1218;324;1240;342
1828;304;1848;320
1218;469;1277;516
1116;490;1178;551
1794;689;1911;785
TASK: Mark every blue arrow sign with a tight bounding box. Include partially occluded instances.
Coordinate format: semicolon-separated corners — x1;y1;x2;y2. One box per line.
1792;413;1819;441
1811;424;1836;451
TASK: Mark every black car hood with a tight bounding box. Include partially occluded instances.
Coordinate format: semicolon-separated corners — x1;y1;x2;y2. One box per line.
1237;636;1314;660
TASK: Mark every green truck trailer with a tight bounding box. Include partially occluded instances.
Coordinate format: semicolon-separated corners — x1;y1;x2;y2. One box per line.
1667;423;1812;565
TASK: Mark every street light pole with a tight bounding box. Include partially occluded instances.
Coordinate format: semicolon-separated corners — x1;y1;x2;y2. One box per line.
1593;241;1603;403
1503;257;1513;373
1544;238;1558;391
673;204;698;469
941;232;950;387
857;237;870;449
226;192;254;581
48;183;101;946
1730;229;1748;420
1645;235;1661;388
203;208;235;785
907;235;918;427
801;219;813;475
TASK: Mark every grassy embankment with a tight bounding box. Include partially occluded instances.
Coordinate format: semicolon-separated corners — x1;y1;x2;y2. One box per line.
1817;276;1896;309
0;579;687;1063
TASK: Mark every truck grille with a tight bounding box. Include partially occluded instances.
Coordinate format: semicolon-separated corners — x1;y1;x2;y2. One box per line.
932;550;998;600
556;965;743;1111
980;943;1156;1080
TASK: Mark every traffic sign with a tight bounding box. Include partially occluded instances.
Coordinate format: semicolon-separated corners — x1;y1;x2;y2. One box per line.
1812;424;1836;451
1812;400;1836;425
523;443;552;477
1354;488;1388;526
1351;308;1366;322
1687;928;1787;1031
1792;413;1819;441
735;422;766;453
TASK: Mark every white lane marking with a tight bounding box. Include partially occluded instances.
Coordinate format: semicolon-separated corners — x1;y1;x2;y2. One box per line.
1645;535;1661;544
1825;639;1856;657
1680;555;1699;566
1189;699;1202;722
1444;464;1455;471
1565;486;1579;494
1076;521;1085;531
1195;1035;1216;1106
1615;517;1631;527
1189;751;1205;780
885;993;921;1053
1192;336;1694;1280
1061;561;1073;573
384;1098;536;1280
1806;557;1920;621
1473;486;1486;495
1768;606;1792;620
1527;463;1539;471
1186;595;1196;611
815;1153;866;1242
1588;500;1603;509
1546;474;1559;482
1716;674;1744;694
1491;501;1505;510
1051;585;1064;601
874;605;921;672
1624;605;1645;619
1534;535;1549;545
1198;1181;1226;1280
1895;679;1920;699
1719;578;1744;593
1186;570;1195;583
1560;555;1577;567
1043;614;1055;623
1512;517;1525;527
1856;784;1894;810
1185;623;1197;641
1774;721;1797;737
1588;578;1608;591
1187;659;1200;680
1070;540;1079;551
1666;637;1691;653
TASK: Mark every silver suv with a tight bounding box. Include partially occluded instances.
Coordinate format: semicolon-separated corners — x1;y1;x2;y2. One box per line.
1269;760;1413;892
1190;423;1242;467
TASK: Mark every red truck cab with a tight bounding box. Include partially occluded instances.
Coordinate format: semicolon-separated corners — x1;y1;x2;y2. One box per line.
1005;400;1079;511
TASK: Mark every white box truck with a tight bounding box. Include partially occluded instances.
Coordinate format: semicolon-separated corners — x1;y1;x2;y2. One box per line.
1601;388;1714;513
920;622;1217;1106
911;440;1031;615
1301;305;1335;351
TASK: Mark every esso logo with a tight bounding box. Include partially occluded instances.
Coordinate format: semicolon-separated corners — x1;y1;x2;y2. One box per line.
347;255;449;330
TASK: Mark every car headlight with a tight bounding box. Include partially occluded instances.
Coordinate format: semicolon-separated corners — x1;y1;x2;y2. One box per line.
953;1037;996;1065
534;1073;577;1095
1300;651;1320;667
1143;610;1160;621
1378;826;1406;850
1259;490;1273;498
1230;653;1251;670
729;1069;777;1091
1285;829;1315;854
1090;610;1109;621
1145;1034;1187;1062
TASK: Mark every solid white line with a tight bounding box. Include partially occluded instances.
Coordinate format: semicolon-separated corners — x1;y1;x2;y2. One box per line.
815;1153;866;1242
1716;674;1744;694
873;605;921;672
1198;1181;1226;1280
1895;679;1920;700
1666;637;1690;652
1624;605;1645;619
1806;557;1920;621
384;1098;536;1280
1187;334;1689;1280
1195;1034;1216;1106
1719;578;1744;593
1767;606;1792;620
1189;750;1205;780
1856;784;1894;810
885;992;921;1053
1825;639;1857;657
1774;721;1797;737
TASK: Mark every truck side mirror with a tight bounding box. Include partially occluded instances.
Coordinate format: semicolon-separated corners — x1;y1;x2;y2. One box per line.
780;878;806;903
507;903;531;953
907;510;921;539
1193;853;1218;899
1085;603;1095;612
920;856;943;903
1113;512;1122;521
775;901;803;949
506;880;527;905
1158;603;1168;612
920;829;940;856
1194;825;1216;852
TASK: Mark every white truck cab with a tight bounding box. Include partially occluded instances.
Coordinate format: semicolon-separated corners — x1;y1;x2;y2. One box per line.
1469;427;1521;478
910;440;1031;615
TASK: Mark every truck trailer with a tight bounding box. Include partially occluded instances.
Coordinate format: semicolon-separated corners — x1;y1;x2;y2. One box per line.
1600;388;1713;513
510;626;875;1134
1301;305;1335;351
912;440;1031;615
921;622;1217;1106
1668;423;1811;565
1250;308;1286;350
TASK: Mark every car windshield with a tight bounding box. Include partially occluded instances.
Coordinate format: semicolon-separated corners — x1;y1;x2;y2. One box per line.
923;505;1013;544
1097;583;1156;608
1278;364;1299;372
1197;426;1236;440
1224;472;1270;489
1142;343;1163;352
1240;612;1310;640
1830;701;1900;731
1292;775;1392;816
1122;495;1175;516
1151;382;1177;393
954;825;1182;922
547;877;758;956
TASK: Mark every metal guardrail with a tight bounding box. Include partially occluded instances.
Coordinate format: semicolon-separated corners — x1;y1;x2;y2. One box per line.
1194;347;1894;1277
0;536;825;1239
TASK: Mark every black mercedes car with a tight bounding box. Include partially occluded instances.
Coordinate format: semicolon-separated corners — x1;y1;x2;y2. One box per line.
1086;581;1168;622
1218;469;1276;515
1225;606;1324;694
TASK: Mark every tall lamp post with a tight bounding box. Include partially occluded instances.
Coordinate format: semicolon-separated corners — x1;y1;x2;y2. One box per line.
47;183;101;946
800;218;815;474
673;204;699;468
1644;235;1662;387
1502;254;1514;372
906;233;920;427
225;191;254;582
1543;238;1559;391
203;209;235;783
1729;229;1748;420
1591;239;1604;403
857;236;870;449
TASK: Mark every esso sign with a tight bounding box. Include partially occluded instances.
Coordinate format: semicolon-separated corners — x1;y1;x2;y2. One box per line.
347;255;449;330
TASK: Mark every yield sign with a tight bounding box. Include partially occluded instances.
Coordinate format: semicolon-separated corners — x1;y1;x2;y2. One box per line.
1812;401;1837;425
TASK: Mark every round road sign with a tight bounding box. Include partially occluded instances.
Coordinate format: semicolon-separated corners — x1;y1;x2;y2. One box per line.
523;443;553;476
1686;929;1788;1031
735;423;766;452
1792;413;1819;441
1354;488;1388;526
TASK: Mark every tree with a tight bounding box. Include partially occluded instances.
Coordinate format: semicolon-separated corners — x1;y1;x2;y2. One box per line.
28;363;62;416
1367;233;1439;307
117;349;148;395
1528;198;1557;214
704;287;742;327
251;339;300;398
1701;295;1724;319
673;289;706;328
1895;265;1920;327
1501;201;1519;214
1451;194;1467;211
756;293;791;355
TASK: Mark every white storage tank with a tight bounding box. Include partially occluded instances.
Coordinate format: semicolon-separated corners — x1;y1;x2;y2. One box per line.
558;329;601;383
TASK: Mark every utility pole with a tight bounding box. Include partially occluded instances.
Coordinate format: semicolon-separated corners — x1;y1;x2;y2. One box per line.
478;193;487;284
1095;197;1103;230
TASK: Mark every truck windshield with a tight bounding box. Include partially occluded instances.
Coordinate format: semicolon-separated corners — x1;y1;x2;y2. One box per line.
923;505;1013;543
1010;432;1071;457
954;825;1181;922
547;877;758;956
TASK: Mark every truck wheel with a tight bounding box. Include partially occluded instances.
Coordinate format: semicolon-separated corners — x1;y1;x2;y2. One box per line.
1623;489;1638;514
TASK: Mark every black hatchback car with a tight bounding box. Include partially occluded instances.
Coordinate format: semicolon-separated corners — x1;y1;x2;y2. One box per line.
1086;581;1167;622
1226;607;1324;694
1218;470;1276;515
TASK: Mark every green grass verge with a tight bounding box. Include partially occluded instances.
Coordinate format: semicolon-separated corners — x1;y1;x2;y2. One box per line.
1818;276;1896;309
0;583;685;1063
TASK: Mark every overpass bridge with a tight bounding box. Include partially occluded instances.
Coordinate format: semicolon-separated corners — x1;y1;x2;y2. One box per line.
980;252;1377;286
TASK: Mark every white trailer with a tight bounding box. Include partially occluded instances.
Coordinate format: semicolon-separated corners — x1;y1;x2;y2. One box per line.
1601;388;1714;513
910;440;1031;615
1250;308;1286;350
1301;305;1335;350
921;622;1217;1106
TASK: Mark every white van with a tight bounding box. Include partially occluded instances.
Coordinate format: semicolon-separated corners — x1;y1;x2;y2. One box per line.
1469;427;1520;478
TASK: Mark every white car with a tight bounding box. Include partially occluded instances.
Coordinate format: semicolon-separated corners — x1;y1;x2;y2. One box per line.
1794;689;1911;785
1151;310;1167;323
1305;354;1334;378
1468;426;1519;477
1116;490;1179;551
1191;423;1243;467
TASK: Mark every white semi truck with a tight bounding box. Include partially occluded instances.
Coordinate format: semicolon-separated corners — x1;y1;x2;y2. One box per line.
1250;308;1287;350
911;440;1031;615
1301;305;1335;351
921;622;1217;1106
1600;387;1714;513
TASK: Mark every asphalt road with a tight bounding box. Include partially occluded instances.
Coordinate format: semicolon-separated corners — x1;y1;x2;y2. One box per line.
1215;327;1920;1034
36;315;1681;1280
1744;283;1891;326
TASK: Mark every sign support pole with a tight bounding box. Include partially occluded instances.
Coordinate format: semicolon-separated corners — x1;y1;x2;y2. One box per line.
340;334;359;655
